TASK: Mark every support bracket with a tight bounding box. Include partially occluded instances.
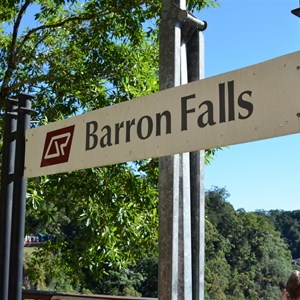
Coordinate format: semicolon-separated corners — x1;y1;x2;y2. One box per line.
177;6;207;43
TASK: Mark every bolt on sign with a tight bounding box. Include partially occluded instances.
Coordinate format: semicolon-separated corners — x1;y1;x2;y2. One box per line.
25;51;300;178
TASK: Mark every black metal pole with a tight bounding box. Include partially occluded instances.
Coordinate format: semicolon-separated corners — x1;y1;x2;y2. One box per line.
8;93;33;300
0;98;18;300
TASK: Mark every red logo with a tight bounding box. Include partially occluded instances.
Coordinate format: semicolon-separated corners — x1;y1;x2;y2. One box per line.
40;125;75;167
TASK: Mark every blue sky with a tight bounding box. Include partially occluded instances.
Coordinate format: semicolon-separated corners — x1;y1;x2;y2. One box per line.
199;0;300;211
9;1;300;211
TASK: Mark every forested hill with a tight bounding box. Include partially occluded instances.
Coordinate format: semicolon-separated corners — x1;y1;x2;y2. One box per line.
207;187;300;260
258;209;300;260
204;187;297;299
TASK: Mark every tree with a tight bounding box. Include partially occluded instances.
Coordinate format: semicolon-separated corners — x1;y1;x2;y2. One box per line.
0;0;218;293
25;165;160;292
205;219;231;300
205;187;292;300
0;0;218;109
264;210;300;259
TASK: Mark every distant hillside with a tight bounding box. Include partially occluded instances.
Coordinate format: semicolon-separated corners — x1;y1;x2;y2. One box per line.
256;210;300;259
204;187;292;299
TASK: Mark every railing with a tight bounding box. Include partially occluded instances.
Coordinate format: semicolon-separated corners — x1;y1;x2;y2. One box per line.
22;290;158;300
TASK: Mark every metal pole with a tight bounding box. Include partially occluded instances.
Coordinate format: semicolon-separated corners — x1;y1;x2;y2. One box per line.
0;98;18;300
158;0;198;299
187;30;205;300
158;0;185;298
9;93;33;300
159;1;206;298
179;15;193;300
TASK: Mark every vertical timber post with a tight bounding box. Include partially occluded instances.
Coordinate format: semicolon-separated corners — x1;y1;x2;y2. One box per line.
0;98;18;300
159;1;206;299
9;94;33;300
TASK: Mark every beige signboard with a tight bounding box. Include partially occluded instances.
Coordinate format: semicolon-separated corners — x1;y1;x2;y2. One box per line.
25;51;300;178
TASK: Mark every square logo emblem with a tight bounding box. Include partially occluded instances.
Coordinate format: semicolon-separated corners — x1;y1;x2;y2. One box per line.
40;125;75;167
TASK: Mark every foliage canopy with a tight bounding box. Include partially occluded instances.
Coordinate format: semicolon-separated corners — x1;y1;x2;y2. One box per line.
0;0;217;294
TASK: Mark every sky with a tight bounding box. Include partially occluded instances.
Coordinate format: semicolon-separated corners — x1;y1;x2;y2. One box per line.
199;0;300;211
9;1;300;212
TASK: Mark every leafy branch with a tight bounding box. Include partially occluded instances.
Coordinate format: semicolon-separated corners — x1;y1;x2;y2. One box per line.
1;0;32;102
0;0;154;107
